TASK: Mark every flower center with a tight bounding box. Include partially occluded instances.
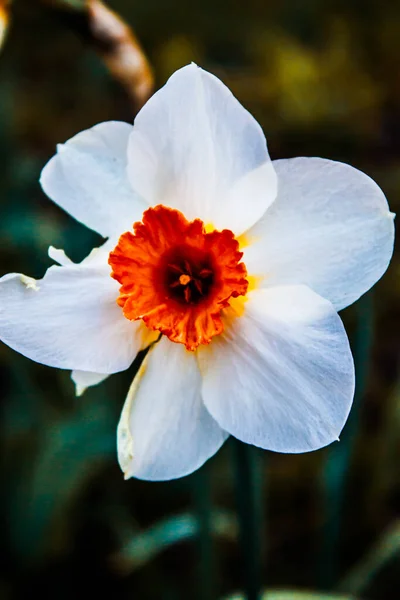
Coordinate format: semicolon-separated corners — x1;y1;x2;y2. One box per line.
164;245;215;305
108;205;248;350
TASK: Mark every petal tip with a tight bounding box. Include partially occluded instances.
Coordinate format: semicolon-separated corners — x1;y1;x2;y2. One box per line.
117;427;135;481
123;468;133;481
48;246;73;266
20;274;39;291
56;143;66;154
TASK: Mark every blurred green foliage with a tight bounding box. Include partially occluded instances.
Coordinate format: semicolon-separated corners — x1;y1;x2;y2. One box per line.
225;593;356;600
0;1;399;599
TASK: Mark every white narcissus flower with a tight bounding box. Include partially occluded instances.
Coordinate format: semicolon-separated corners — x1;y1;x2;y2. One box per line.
0;64;395;481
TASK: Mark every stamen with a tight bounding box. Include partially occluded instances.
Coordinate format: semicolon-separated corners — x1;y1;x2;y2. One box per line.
183;259;192;275
194;279;203;295
199;268;213;278
168;263;184;274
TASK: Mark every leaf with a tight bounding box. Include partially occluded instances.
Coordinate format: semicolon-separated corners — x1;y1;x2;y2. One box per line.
7;387;116;562
338;520;400;595
224;592;356;600
112;510;238;573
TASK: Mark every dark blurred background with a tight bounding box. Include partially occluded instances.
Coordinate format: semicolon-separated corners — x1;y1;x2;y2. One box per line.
0;1;399;599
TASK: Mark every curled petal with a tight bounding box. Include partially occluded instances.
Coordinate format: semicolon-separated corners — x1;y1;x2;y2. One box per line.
118;336;228;481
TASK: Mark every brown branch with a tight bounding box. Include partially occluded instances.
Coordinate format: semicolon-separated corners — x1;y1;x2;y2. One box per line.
40;0;154;111
0;0;11;51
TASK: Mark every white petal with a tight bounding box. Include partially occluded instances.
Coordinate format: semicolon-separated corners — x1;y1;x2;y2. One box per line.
40;121;147;238
48;246;73;266
198;286;355;453
0;262;142;373
71;370;110;396
49;239;117;270
127;64;277;235
244;158;395;311
118;336;228;481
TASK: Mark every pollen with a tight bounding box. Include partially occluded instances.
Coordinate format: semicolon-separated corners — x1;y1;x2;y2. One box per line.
108;205;249;351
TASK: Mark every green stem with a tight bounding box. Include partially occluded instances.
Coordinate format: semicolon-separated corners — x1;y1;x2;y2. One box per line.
233;440;264;600
192;464;215;600
318;292;374;587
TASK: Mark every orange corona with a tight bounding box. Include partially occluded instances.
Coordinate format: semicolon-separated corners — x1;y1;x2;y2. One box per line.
108;205;249;350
